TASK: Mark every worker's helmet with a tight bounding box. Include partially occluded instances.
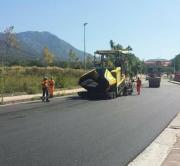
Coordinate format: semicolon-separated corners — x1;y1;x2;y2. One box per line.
44;76;48;80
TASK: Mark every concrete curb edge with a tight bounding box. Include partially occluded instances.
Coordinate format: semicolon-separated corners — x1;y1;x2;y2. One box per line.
128;112;180;166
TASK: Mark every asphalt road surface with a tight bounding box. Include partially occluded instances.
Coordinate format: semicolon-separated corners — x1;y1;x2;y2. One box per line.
0;80;180;166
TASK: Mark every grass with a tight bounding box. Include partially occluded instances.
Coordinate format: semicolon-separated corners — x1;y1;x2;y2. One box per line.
0;66;84;96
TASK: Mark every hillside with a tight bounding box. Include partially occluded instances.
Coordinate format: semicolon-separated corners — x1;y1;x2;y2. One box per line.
0;31;85;63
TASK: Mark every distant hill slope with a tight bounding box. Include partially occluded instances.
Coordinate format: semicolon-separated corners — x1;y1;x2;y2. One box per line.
0;31;85;62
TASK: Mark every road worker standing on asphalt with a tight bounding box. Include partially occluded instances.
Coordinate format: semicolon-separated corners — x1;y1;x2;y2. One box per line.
42;77;50;102
136;77;142;95
49;77;55;98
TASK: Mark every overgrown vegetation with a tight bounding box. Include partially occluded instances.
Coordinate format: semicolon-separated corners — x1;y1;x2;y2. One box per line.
173;54;180;71
0;66;84;95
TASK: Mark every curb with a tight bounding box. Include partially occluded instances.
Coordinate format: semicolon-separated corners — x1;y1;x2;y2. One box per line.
168;80;180;85
0;88;85;105
128;112;180;166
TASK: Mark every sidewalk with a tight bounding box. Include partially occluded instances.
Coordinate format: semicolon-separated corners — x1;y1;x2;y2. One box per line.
1;88;85;104
161;115;180;166
168;80;180;85
128;113;180;166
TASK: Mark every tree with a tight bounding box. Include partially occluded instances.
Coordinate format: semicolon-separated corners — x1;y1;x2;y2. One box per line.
42;47;54;67
110;40;115;50
173;54;180;71
0;26;18;104
109;40;144;77
116;44;123;50
125;45;133;51
68;49;77;68
86;55;93;69
4;26;18;49
0;26;18;65
110;40;124;50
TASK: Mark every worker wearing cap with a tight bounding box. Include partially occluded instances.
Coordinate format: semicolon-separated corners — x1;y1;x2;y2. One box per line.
49;77;55;98
42;77;50;102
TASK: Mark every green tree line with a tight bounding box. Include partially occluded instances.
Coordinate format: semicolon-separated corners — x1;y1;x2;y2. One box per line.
173;54;180;72
109;40;145;77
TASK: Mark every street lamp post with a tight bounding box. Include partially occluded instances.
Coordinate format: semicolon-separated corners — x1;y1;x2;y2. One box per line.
83;22;88;71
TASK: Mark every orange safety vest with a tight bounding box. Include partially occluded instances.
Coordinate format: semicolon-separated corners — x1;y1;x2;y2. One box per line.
49;80;55;88
42;80;49;88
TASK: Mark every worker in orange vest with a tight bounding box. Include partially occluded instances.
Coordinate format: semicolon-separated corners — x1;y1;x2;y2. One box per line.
136;77;142;95
42;77;50;102
49;77;55;98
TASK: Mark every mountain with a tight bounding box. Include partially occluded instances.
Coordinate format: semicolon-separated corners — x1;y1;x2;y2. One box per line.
0;31;86;63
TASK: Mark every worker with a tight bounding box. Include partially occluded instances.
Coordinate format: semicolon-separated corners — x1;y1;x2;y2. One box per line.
136;77;142;95
49;77;55;98
42;77;50;102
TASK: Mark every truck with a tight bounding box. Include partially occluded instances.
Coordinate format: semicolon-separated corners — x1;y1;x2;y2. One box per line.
147;67;161;87
78;50;133;99
145;61;162;88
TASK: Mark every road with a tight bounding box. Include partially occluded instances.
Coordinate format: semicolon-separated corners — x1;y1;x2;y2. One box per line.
0;80;180;166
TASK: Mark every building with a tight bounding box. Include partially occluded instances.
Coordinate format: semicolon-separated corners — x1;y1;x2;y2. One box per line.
144;59;172;67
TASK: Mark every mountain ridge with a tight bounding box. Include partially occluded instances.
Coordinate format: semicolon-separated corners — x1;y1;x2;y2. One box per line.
0;31;86;63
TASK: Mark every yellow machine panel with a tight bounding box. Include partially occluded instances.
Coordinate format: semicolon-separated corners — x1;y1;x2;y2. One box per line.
104;69;116;86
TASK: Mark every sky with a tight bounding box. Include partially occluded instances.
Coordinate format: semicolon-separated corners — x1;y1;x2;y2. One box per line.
0;0;180;60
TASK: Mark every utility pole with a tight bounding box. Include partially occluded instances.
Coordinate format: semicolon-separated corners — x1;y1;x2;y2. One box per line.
83;22;88;71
